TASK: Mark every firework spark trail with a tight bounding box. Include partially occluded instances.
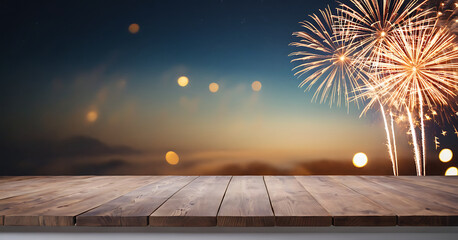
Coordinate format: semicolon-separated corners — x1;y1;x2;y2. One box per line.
379;101;397;175
390;111;398;175
419;92;426;176
406;107;422;175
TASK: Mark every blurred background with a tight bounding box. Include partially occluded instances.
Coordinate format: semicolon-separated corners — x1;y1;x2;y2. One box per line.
0;0;456;175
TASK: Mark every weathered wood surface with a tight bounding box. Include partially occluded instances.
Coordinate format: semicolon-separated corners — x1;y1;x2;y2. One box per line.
264;176;331;226
77;176;196;226
333;176;458;226
0;176;456;227
150;176;231;227
217;176;275;227
2;176;162;226
295;176;396;226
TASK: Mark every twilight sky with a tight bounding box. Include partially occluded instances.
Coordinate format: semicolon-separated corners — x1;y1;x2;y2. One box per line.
0;0;456;175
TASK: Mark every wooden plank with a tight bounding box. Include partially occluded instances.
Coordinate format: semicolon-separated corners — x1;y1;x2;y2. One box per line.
3;176;161;226
0;176;113;225
295;176;396;226
0;176;101;201
149;176;231;227
0;176;91;199
217;176;274;227
334;176;458;226
264;176;331;226
76;176;197;227
0;176;129;214
394;176;458;195
363;176;458;212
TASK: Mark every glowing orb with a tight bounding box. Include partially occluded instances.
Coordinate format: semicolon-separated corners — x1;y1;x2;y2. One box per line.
128;23;140;34
86;111;98;122
339;55;345;61
352;152;368;168
177;76;189;87
252;81;262;92
445;167;458;176
209;82;219;93
165;151;179;165
380;31;386;37
439;149;453;163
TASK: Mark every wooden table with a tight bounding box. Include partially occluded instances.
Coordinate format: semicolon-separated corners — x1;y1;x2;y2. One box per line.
0;176;456;227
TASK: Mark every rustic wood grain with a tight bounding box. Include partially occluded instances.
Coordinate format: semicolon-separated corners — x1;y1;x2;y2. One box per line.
217;176;274;227
76;176;197;227
295;176;396;226
0;176;457;227
3;176;161;226
0;176;91;199
333;176;458;226
363;176;458;212
393;176;458;195
149;176;231;227
264;176;331;226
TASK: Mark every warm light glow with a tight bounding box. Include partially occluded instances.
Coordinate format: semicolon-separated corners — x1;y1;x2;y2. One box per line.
128;23;140;34
412;66;416;72
352;152;368;168
439;149;453;162
445;167;458;176
339;55;345;61
251;81;262;92
165;151;179;165
209;82;219;93
177;76;189;87
438;11;442;16
86;111;98;122
380;31;386;37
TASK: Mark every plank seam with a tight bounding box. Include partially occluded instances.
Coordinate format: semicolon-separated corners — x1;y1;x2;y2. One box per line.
147;176;200;226
215;176;233;222
293;176;332;225
262;176;276;220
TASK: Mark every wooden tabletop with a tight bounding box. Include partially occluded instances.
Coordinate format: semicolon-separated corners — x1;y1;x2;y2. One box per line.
0;176;457;227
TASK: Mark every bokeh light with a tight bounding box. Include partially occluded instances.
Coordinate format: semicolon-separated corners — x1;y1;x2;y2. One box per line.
209;82;219;93
177;76;189;87
86;111;98;123
445;167;458;176
439;148;453;163
439;148;453;162
352;152;368;168
128;23;140;34
251;81;262;92
165;151;179;165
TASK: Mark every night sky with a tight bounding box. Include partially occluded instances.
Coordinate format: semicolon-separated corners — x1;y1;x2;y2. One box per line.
0;0;456;175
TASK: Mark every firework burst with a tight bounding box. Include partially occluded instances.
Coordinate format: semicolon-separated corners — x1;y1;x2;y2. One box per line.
289;7;365;108
337;0;431;68
370;23;458;175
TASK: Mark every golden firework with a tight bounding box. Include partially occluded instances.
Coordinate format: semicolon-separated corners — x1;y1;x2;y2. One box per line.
372;25;458;111
290;7;364;107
